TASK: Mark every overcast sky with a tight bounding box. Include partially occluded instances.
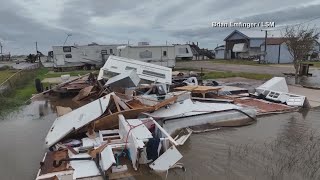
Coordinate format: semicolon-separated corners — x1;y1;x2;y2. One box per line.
0;0;320;55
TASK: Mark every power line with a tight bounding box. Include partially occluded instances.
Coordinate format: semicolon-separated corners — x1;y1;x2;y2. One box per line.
264;16;320;31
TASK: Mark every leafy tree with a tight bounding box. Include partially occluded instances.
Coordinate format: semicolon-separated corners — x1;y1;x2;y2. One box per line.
284;26;319;84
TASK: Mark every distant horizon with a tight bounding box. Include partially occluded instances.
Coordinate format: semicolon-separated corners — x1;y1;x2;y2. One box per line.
0;0;319;55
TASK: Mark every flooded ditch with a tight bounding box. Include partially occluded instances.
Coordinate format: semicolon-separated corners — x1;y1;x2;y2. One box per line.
287;69;320;88
1;98;320;180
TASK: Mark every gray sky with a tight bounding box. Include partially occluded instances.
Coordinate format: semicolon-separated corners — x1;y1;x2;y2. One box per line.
0;0;320;55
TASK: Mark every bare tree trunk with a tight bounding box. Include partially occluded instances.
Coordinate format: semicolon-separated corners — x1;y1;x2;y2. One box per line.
295;68;299;84
294;62;299;84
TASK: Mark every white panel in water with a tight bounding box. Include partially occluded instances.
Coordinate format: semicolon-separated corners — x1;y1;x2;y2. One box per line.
45;93;113;147
149;146;183;172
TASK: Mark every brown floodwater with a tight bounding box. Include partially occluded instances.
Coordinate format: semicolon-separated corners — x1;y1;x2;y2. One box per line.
1;98;320;180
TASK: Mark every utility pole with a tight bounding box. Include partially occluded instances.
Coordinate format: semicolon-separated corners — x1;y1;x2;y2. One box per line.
35;41;40;64
260;30;268;64
259;30;268;64
35;41;38;53
0;41;3;61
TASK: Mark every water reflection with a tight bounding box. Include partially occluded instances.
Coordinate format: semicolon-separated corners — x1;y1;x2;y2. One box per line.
165;108;320;180
287;69;320;88
0;97;80;180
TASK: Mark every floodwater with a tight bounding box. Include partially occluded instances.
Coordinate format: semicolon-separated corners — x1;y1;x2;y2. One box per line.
287;69;320;88
0;98;79;180
1;98;320;180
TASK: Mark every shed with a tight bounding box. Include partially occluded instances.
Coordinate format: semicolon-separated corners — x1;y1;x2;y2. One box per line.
260;38;293;64
224;30;267;59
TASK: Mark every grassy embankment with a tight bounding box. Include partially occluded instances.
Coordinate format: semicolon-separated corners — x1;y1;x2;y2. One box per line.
0;70;17;83
203;71;272;80
0;68;94;115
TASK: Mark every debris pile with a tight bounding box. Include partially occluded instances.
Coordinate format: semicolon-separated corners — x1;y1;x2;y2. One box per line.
36;56;308;180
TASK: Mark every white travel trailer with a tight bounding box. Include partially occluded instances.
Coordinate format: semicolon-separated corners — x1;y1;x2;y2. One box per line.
174;44;194;60
51;44;124;70
98;55;172;85
117;44;193;68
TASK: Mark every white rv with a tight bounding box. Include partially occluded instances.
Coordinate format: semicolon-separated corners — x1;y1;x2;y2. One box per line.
98;55;172;85
117;44;193;68
51;44;124;70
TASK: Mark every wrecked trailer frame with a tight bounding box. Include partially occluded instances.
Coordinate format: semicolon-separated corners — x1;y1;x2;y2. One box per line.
37;114;187;180
37;56;314;180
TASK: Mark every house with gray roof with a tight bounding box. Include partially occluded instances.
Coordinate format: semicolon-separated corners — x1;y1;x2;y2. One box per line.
224;30;267;59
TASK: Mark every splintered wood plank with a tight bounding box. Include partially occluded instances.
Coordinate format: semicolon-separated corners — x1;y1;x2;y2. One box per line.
56;106;72;117
126;100;147;109
72;86;94;101
94;108;153;131
112;95;121;112
39;150;73;176
113;95;130;110
153;96;178;110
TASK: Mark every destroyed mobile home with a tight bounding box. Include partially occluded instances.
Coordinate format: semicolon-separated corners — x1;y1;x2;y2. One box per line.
36;56;309;180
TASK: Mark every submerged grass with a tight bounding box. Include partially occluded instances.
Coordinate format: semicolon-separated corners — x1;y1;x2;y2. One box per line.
0;68;95;116
0;68;49;116
0;70;18;84
203;71;273;80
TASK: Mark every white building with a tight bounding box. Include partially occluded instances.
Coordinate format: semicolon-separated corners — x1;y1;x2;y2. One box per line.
223;30;282;59
214;45;225;59
260;38;320;63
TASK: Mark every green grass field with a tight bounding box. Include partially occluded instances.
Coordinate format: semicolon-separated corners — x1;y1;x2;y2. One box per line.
203;71;273;80
0;70;18;84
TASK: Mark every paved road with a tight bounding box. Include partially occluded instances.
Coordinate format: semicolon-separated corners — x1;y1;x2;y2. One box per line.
0;61;37;70
176;61;296;76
